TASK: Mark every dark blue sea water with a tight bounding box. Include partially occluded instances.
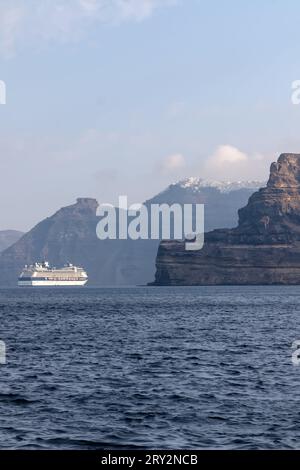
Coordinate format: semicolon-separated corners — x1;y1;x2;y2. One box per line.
0;286;300;449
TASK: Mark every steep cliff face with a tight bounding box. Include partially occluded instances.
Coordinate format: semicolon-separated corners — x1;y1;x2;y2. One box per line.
153;154;300;285
0;181;261;286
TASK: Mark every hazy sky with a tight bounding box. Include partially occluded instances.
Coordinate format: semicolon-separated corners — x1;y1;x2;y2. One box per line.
1;0;300;230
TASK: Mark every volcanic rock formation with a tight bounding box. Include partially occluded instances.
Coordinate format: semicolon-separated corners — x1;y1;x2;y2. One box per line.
0;181;261;286
152;153;300;285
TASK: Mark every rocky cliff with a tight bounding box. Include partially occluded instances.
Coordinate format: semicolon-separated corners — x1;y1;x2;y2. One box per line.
0;181;261;287
152;153;300;285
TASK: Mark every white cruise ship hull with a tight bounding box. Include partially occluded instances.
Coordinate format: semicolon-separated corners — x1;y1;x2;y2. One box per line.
18;280;88;287
18;262;88;287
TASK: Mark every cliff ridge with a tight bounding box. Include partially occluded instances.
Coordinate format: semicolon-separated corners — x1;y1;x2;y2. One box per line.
153;153;300;285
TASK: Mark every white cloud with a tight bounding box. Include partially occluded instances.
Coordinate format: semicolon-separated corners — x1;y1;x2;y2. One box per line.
208;145;248;168
203;144;273;180
0;0;178;57
159;153;186;173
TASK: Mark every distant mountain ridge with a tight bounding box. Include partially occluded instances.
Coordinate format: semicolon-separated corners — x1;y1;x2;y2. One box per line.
176;178;265;193
0;179;264;286
147;179;265;238
0;230;23;253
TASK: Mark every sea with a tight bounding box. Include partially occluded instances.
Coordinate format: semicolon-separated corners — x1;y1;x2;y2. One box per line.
0;286;300;450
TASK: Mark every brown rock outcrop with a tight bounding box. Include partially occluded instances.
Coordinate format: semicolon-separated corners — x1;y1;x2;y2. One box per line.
152;154;300;285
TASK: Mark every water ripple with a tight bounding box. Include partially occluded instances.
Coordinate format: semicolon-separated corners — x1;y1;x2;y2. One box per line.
0;286;299;449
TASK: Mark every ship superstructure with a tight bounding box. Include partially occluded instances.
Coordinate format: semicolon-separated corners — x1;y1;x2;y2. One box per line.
18;262;88;287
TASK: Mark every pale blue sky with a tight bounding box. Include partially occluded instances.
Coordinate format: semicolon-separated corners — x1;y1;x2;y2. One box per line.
1;0;300;230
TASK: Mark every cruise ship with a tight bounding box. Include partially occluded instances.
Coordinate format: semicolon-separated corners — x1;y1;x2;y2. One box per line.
18;262;88;287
